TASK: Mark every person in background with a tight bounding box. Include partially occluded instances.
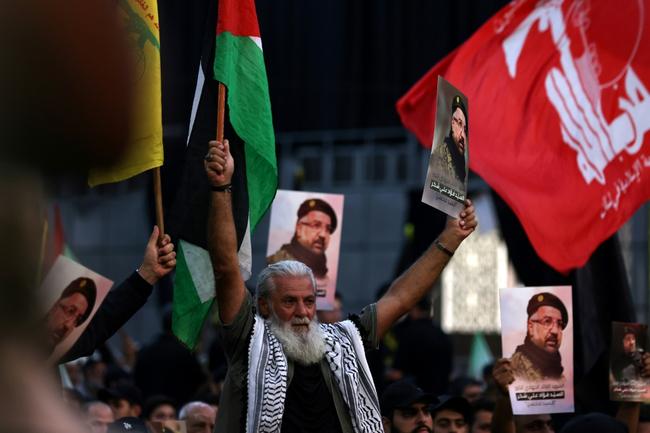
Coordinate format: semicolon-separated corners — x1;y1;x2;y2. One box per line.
99;384;143;419
391;297;453;395
431;396;471;433
380;380;436;433
59;226;176;364
449;377;483;405
83;401;115;433
469;399;494;433
143;395;177;424
179;401;217;433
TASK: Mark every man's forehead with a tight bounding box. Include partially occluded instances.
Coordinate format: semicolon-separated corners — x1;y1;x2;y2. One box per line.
60;292;88;309
88;403;113;416
299;210;332;223
188;407;215;420
434;408;465;420
397;402;430;410
532;305;562;318
273;276;315;295
452;107;466;121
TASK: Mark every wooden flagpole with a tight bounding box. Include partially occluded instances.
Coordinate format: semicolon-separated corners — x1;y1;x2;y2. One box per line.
217;82;226;142
153;166;164;242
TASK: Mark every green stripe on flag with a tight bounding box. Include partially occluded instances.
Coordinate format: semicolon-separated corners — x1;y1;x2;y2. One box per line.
214;31;277;232
172;240;215;349
468;333;493;380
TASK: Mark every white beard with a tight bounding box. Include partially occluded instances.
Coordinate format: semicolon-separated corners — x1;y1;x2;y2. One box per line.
268;314;326;366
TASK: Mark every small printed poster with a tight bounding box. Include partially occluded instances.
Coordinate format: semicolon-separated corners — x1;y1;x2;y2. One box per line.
40;255;113;363
266;190;344;310
610;322;650;402
500;286;574;414
422;76;469;217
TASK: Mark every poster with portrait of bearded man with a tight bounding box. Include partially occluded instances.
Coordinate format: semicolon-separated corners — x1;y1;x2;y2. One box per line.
500;285;574;415
609;322;650;402
266;190;344;311
422;76;469;218
39;255;113;363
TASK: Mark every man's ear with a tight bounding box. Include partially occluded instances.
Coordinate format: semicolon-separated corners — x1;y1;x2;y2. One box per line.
381;416;391;433
258;297;270;318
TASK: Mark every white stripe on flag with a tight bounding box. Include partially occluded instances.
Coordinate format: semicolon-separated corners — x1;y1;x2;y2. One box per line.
187;61;206;146
180;240;215;303
238;217;252;281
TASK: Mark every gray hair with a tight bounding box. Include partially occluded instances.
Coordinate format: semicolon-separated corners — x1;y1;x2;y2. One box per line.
179;401;212;420
256;260;316;302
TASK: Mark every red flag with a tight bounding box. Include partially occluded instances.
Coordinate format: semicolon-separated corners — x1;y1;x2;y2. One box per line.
398;0;650;272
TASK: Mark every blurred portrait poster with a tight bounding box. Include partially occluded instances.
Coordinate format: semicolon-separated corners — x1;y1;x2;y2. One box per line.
266;190;344;310
610;322;650;402
40;255;113;363
422;76;469;217
500;286;574;414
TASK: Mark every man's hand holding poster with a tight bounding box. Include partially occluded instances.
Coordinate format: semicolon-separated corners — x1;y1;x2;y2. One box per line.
422;77;469;217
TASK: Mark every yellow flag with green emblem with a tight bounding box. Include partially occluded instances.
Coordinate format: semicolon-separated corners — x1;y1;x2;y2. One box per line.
88;0;163;187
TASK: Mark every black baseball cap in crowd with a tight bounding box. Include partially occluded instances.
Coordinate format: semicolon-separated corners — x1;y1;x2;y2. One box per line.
98;384;143;407
380;380;438;416
431;395;472;422
559;413;627;433
107;417;150;433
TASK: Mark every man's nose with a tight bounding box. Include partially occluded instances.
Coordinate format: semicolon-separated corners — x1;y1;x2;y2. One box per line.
415;410;429;424
295;301;308;317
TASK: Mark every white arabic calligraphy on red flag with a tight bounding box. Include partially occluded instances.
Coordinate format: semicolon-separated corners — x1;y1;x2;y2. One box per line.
398;0;650;272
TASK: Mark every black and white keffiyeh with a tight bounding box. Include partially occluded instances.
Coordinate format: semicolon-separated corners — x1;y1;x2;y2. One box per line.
246;316;382;433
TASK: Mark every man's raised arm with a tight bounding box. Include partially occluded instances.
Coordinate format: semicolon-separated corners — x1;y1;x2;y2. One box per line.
375;201;476;338
205;139;246;324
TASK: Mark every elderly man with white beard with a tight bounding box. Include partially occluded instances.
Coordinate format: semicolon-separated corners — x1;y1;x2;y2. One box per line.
204;139;477;433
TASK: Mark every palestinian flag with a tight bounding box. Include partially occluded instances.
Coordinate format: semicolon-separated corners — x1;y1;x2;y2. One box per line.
214;0;277;231
170;0;276;349
172;240;215;349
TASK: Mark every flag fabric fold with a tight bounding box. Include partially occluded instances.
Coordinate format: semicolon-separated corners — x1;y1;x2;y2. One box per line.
397;0;650;272
468;333;493;381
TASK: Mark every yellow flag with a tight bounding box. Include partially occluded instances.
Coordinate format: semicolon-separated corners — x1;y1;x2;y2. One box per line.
88;0;163;187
